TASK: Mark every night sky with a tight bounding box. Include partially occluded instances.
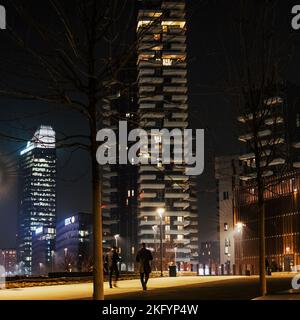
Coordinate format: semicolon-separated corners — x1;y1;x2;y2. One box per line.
0;0;299;248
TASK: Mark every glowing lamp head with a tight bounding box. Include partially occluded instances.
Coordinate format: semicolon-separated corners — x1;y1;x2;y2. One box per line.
235;222;245;233
157;208;165;218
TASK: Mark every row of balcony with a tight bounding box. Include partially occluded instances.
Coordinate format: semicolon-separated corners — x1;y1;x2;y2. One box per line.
139;103;188;110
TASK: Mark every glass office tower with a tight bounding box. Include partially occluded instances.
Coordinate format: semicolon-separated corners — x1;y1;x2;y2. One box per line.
18;125;56;275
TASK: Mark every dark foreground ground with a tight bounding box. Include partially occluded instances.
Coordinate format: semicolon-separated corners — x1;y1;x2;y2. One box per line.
105;275;294;300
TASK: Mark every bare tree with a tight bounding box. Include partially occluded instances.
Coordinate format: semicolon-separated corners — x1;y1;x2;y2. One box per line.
0;0;137;300
223;0;294;295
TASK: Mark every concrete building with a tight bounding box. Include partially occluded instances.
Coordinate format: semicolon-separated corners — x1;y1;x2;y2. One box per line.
0;249;17;275
215;156;243;269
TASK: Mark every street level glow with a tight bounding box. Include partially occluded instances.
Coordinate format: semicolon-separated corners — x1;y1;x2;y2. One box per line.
235;222;246;233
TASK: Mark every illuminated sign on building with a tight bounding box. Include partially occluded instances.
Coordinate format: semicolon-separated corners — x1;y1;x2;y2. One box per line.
35;226;43;235
65;216;75;226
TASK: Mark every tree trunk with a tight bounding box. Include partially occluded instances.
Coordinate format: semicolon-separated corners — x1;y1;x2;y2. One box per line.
91;134;104;300
258;197;267;296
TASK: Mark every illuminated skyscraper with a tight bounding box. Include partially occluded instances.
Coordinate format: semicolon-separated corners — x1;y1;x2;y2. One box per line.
18;125;56;275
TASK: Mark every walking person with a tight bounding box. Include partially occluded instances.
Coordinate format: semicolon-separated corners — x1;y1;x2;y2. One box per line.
136;243;153;290
105;246;120;288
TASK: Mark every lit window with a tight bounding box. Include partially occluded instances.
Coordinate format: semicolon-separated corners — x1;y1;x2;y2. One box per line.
163;58;172;66
178;216;183;222
165;216;170;224
165;234;171;241
177;234;183;240
153;135;161;143
165;225;170;232
154;34;161;41
224;223;228;231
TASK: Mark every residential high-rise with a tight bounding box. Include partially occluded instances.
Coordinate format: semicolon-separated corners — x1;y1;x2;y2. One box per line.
17;125;56;275
101;46;139;271
136;0;199;270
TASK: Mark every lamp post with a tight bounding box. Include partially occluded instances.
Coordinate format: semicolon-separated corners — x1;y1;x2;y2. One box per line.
157;208;165;277
235;222;246;274
51;250;55;273
114;234;120;248
152;225;158;271
1;252;5;269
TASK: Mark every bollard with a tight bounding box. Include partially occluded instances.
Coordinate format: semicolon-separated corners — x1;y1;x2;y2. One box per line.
232;264;236;275
221;264;224;275
239;264;242;275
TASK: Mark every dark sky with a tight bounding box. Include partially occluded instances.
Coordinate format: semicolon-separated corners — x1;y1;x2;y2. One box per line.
0;0;299;248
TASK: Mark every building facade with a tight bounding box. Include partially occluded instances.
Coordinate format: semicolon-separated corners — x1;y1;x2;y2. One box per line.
234;170;300;272
56;212;92;272
101;38;139;270
17;125;56;275
32;226;55;275
136;0;199;270
199;241;220;266
235;84;300;273
215;156;243;269
0;249;17;275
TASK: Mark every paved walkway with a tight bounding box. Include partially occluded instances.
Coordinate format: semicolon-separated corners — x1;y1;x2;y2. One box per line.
0;276;243;300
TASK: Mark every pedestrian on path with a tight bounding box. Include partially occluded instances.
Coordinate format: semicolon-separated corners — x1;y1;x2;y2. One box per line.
136;243;153;290
106;246;121;288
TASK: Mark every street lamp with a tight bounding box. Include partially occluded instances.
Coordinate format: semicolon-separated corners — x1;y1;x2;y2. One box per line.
39;262;43;275
235;222;246;234
114;234;120;247
156;207;165;277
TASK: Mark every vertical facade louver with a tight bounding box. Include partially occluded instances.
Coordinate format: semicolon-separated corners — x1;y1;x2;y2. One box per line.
137;0;199;269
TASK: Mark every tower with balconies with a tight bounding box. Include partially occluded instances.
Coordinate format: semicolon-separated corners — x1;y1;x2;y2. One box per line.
136;0;199;270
